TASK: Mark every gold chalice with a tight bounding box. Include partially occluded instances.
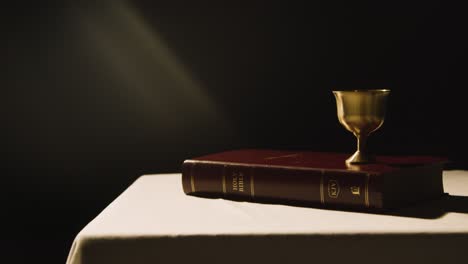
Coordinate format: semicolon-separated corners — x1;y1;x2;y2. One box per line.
333;89;390;165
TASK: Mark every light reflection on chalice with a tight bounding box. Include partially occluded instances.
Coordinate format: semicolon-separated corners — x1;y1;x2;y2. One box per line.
333;89;390;165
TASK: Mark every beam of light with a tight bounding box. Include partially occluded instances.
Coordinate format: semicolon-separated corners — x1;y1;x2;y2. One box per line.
74;1;231;139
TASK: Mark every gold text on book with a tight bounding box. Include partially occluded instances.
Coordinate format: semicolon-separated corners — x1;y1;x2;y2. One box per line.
232;172;244;192
350;186;360;196
328;179;340;198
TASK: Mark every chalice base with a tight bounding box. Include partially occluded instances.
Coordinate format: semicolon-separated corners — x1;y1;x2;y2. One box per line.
346;150;376;165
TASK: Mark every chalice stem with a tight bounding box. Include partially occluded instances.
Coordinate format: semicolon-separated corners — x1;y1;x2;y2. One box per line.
346;133;374;164
357;134;367;153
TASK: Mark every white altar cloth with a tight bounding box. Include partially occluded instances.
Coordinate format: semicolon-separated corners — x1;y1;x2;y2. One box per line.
67;171;468;264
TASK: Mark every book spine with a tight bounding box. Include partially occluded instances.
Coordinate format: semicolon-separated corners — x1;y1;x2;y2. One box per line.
182;160;382;209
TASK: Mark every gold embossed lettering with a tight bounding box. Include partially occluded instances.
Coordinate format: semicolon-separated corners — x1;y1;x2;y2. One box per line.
232;172;244;192
350;186;360;196
328;179;340;198
238;173;244;192
232;173;238;191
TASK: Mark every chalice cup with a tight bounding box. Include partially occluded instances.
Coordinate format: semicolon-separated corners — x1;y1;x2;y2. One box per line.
333;89;390;165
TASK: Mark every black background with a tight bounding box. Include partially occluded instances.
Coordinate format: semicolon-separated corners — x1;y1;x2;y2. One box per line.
2;1;467;263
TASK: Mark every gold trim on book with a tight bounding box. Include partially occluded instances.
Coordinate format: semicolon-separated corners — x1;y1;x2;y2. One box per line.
365;173;370;208
190;163;196;193
222;165;227;194
250;167;255;198
320;170;325;204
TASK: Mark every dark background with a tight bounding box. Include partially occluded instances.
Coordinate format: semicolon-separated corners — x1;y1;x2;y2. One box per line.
2;1;467;263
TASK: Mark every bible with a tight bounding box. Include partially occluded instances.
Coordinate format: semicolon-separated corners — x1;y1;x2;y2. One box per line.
181;149;447;211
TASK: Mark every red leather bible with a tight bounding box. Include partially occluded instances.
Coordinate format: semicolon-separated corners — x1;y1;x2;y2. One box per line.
182;149;447;210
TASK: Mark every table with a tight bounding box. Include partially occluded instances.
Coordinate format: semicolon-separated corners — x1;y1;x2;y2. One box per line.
67;170;468;264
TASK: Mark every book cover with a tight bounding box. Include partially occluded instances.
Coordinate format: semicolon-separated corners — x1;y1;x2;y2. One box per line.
182;149;447;210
